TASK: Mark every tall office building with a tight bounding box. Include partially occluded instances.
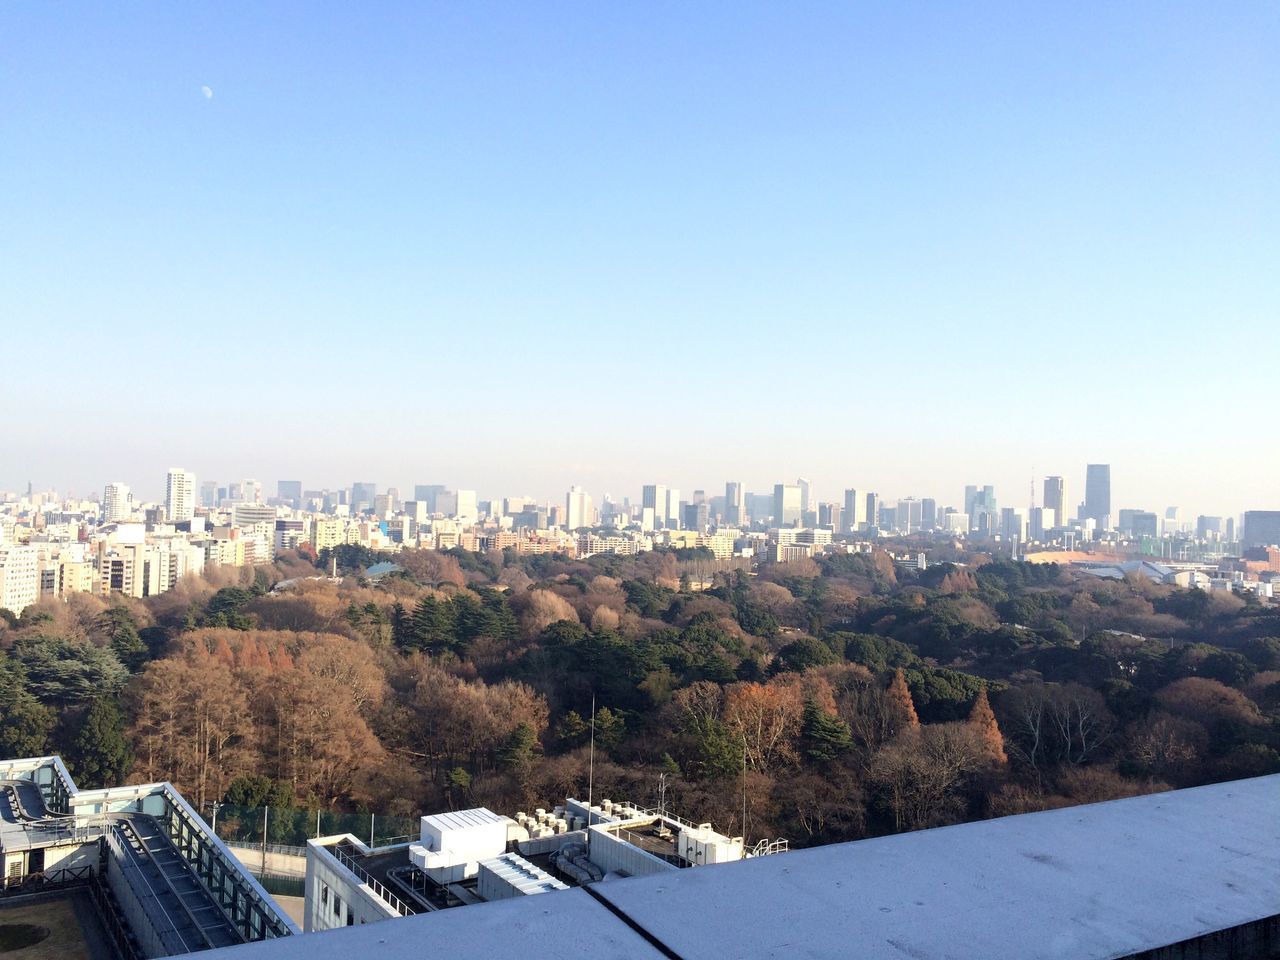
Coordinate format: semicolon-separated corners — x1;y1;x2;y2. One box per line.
666;488;682;529
898;498;923;534
200;481;218;509
277;480;303;506
964;485;979;519
921;498;938;531
455;489;478;524
414;485;447;512
165;468;196;522
843;489;867;533
351;482;377;513
102;482;132;523
642;485;668;528
774;484;802;527
242;479;263;503
1242;511;1280;549
1043;477;1068;529
797;478;814;523
565;486;593;531
866;492;881;528
1084;464;1111;529
725;481;745;526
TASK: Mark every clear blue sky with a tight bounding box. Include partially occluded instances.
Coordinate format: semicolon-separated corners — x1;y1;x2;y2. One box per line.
2;2;1277;515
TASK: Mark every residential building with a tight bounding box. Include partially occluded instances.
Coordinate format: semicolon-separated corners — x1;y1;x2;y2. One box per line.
0;544;40;615
166;467;196;523
102;482;132;522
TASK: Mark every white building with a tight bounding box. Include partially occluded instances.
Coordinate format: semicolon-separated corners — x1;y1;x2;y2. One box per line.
166;467;197;522
0;544;41;615
565;486;593;531
102;482;133;522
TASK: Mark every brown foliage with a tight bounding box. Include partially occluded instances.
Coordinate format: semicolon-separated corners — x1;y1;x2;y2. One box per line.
967;689;1007;765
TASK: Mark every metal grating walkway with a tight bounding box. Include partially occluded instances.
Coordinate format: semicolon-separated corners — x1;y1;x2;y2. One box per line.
112;817;243;953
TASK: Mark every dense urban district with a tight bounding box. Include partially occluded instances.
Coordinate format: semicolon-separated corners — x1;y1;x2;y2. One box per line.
2;468;1279;853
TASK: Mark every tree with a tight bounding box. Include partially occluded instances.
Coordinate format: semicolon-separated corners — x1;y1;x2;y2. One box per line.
104;607;149;672
15;636;128;705
499;723;538;770
870;723;987;831
967;689;1007;765
66;698;133;787
885;669;920;733
801;697;853;763
0;660;54;758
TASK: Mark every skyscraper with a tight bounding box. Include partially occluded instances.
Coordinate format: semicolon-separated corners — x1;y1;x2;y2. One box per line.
1242;511;1280;549
642;484;667;528
666;488;682;529
351;482;377;513
565;486;593;531
1043;476;1068;529
1084;464;1111;529
774;484;802;527
103;482;132;522
165;468;196;522
725;481;745;526
797;478;814;521
277;480;303;506
843;489;867;533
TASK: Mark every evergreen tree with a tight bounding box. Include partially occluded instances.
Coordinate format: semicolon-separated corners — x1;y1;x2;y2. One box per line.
498;722;538;769
967;688;1007;765
801;697;854;762
0;661;54;758
66;698;133;787
105;608;148;672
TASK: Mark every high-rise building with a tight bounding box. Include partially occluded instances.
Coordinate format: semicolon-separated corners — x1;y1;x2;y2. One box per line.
666;488;682;528
797;478;814;524
1242;511;1280;549
898;498;923;534
242;479;263;503
102;482;132;523
725;481;745;526
414;485;447;511
970;487;997;534
565;486;593;531
964;485;979;518
818;502;841;531
921;498;938;531
774;484;802;527
642;485;668;528
682;502;710;533
1196;515;1224;540
351;482;377;513
200;481;218;509
1084;465;1111;529
1043;476;1068;529
455;490;478;524
165;468;196;522
866;492;880;529
278;480;303;506
843;489;867;533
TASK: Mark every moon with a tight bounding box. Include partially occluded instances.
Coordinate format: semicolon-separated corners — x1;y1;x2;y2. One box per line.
201;85;214;100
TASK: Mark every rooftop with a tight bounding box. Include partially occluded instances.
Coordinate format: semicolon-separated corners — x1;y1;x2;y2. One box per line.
198;774;1280;960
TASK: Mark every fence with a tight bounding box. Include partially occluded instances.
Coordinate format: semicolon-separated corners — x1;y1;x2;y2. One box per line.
208;804;418;850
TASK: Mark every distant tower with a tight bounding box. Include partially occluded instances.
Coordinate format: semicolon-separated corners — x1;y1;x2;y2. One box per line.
1084;464;1112;530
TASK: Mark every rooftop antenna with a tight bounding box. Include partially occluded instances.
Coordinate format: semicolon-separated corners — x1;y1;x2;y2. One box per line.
587;693;596;861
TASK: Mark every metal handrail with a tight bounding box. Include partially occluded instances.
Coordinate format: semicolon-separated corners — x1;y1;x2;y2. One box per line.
330;845;410;917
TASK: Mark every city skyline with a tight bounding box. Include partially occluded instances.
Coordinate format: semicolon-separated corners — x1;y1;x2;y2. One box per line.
2;3;1278;516
2;458;1272;523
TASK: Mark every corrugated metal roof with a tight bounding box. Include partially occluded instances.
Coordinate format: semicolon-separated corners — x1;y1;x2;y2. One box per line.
421;807;504;831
